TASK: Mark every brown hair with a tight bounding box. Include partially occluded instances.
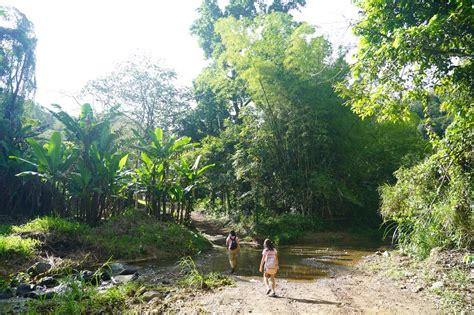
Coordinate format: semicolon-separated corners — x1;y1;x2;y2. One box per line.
263;238;274;251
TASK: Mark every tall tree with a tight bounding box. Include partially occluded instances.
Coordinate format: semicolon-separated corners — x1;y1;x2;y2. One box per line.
191;12;425;222
0;6;38;216
191;0;306;59
0;6;36;152
341;0;473;256
81;55;190;134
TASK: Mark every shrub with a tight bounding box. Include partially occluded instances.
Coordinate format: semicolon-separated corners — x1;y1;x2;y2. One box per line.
380;153;473;258
255;213;321;244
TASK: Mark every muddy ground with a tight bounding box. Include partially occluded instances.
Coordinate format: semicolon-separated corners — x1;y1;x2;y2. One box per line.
168;212;471;314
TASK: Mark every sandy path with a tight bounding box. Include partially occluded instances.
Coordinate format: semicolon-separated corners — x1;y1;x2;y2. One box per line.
182;212;439;314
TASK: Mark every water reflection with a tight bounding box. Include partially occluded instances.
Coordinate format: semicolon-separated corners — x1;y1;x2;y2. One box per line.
198;243;376;281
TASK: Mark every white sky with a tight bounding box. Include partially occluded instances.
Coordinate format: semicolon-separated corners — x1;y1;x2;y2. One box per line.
1;0;358;113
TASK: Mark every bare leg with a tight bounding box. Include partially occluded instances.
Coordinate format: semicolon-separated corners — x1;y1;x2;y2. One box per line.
271;275;276;292
264;274;271;293
264;274;269;288
228;250;237;272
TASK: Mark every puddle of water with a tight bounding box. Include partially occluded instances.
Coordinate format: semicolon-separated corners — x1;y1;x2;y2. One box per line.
136;232;385;282
198;244;375;282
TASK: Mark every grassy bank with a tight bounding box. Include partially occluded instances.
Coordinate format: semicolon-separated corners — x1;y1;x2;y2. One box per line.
0;211;222;313
0;210;211;273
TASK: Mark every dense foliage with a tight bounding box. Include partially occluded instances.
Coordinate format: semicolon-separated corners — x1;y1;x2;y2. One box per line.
0;7;40;217
1;0;471;258
186;3;425;227
343;0;473;256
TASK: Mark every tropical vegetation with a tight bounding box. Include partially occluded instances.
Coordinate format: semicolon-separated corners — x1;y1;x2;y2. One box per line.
0;0;472;262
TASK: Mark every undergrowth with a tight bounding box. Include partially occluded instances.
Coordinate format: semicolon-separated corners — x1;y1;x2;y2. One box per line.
380;152;473;258
24;279;147;314
88;210;211;259
178;256;235;290
0;235;38;261
21;257;233;314
234;212;321;245
12;216;89;236
0;209;211;266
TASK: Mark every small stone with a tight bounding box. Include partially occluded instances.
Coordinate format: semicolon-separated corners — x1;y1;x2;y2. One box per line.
431;281;444;290
113;274;137;284
16;283;34;297
142;290;162;302
27;262;52;276
109;263;125;275
80;270;101;285
382;251;390;257
375;251;382;256
100;271;112;281
108;263;138;276
148;297;161;305
80;270;94;281
119;266;138;276
400;285;407;289
412;286;424;293
38;276;58;288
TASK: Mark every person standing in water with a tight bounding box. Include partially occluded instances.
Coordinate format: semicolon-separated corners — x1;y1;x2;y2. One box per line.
259;238;279;297
226;230;240;273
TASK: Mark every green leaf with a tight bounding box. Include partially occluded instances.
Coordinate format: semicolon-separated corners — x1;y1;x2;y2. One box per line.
48;131;62;171
172;137;192;151
119;154;128;170
141;152;153;167
197;163;215;176
156;163;164;173
26;138;49;168
9;156;38;168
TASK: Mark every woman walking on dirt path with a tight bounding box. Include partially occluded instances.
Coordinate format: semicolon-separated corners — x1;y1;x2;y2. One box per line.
226;230;240;273
259;238;279;297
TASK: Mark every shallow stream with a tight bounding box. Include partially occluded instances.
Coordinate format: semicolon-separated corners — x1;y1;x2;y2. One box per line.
200;235;383;281
138;233;385;282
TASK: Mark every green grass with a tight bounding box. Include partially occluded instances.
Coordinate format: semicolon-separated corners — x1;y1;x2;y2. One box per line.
179;256;235;290
23;268;232;314
12;216;89;236
446;266;470;285
1;210;211;267
202;272;235;289
0;235;39;260
87;210;211;259
24;277;143;314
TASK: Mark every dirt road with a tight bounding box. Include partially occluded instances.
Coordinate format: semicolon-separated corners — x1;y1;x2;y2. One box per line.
181;212;439;314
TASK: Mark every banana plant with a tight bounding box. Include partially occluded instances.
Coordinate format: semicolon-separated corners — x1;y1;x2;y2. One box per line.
133;151;164;216
51;104;130;224
11;131;77;215
173;155;215;223
133;127;192;218
15;132;75;180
